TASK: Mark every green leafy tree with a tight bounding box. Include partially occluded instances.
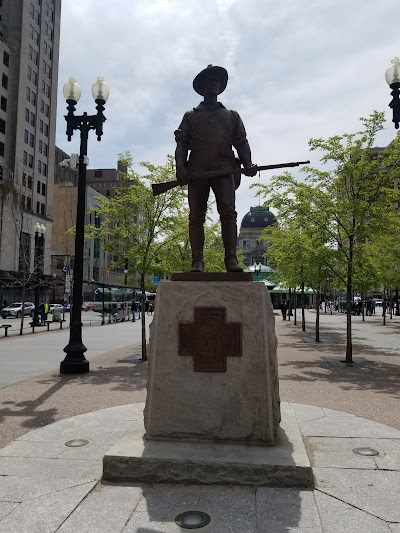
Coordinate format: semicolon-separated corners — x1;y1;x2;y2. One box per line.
87;152;186;361
255;112;400;364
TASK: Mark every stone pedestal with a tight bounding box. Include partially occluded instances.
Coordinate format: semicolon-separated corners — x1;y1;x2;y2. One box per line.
144;279;280;444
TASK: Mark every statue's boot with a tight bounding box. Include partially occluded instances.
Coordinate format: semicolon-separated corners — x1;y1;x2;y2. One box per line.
189;224;205;272
222;219;243;272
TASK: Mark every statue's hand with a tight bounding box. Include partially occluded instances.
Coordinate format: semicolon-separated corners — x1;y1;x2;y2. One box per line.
176;167;189;186
243;164;258;177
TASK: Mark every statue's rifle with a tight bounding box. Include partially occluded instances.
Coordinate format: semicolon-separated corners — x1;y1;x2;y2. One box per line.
151;160;310;196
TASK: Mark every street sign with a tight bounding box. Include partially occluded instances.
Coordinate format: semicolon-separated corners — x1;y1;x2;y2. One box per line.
62;265;69;273
94;288;100;295
153;276;159;286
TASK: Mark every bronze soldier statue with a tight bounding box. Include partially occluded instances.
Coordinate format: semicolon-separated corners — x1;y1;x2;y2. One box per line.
174;64;257;273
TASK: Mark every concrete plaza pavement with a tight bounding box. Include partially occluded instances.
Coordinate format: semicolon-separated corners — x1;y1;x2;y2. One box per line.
0;308;399;531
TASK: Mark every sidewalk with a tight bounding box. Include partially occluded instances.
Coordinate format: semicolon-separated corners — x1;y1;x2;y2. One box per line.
0;309;399;530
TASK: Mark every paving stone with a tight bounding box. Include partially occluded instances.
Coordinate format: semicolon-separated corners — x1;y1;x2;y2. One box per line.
300;417;400;439
124;484;256;533
314;490;391;532
0;440;65;459
16;416;134;444
0;502;18;521
314;467;400;522
375;453;400;471
57;482;143;532
0;476;98;502
256;487;322;530
58;443;113;461
289;403;326;424
389;524;400;532
0;481;96;533
310;450;377;469
373;439;400;453
307;436;385;453
0;456;102;479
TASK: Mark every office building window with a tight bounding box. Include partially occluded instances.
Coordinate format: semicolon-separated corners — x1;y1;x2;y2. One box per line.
28;45;33;60
40;99;44;113
40;203;45;216
29;25;34;39
34;30;39;44
30;3;35;18
31;91;36;105
33;50;38;65
34;10;40;24
32;71;37;86
22;173;27;186
25;108;30;122
44;21;48;35
46;64;51;78
27;66;32;80
42;59;46;74
28;176;33;189
27;197;32;210
41;80;45;93
44;103;49;117
95;170;103;178
26;87;31;101
41;183;46;196
1;96;6;111
0;118;6;134
49;27;53;41
21;195;26;209
45;84;50;97
24;129;29;143
42;162;47;176
39;119;43;133
44;123;48;137
39;139;42;153
36;201;40;213
30;112;35;126
29;133;34;147
37;161;42;175
23;151;28;165
28;154;33;168
43;143;48;156
2;74;8;90
44;2;49;15
0;142;4;157
2;51;9;67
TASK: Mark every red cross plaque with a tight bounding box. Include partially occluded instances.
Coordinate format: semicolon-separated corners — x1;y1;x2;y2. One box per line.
179;307;242;372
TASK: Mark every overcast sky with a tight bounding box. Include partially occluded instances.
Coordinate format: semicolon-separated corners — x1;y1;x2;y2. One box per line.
55;0;399;223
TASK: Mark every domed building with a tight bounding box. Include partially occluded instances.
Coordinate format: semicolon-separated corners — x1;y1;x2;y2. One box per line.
238;206;277;267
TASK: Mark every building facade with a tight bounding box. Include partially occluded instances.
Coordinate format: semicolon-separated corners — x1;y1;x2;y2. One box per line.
86;160;127;199
0;0;61;282
238;206;277;267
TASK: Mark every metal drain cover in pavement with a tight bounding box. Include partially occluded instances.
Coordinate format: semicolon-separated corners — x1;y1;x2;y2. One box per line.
353;447;380;456
175;511;211;529
65;439;89;447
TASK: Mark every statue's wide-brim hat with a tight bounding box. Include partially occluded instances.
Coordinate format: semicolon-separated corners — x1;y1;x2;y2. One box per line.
193;65;228;96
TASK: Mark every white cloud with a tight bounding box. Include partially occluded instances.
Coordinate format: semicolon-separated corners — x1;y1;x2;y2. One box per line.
56;0;399;223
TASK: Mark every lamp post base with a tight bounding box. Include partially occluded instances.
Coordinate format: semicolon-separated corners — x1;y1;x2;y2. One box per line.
60;357;89;374
61;329;89;374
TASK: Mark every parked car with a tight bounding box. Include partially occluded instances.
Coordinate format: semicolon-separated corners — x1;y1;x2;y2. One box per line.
1;302;35;319
82;301;95;311
48;304;64;314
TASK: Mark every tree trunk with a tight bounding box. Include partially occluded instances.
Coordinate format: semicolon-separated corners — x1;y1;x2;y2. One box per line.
316;288;320;342
288;288;291;322
19;269;26;335
301;282;305;331
362;291;365;322
140;273;147;361
345;252;353;365
383;289;386;326
390;291;393;320
293;288;297;326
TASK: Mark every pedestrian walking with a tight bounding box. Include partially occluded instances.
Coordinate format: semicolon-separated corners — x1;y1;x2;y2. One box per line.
131;301;136;322
280;300;288;320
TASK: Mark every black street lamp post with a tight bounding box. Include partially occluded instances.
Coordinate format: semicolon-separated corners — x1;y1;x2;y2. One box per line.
32;222;46;326
385;57;400;128
60;75;110;375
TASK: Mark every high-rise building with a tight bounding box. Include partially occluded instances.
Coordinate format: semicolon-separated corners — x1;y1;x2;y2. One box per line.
86;160;127;199
0;0;61;284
